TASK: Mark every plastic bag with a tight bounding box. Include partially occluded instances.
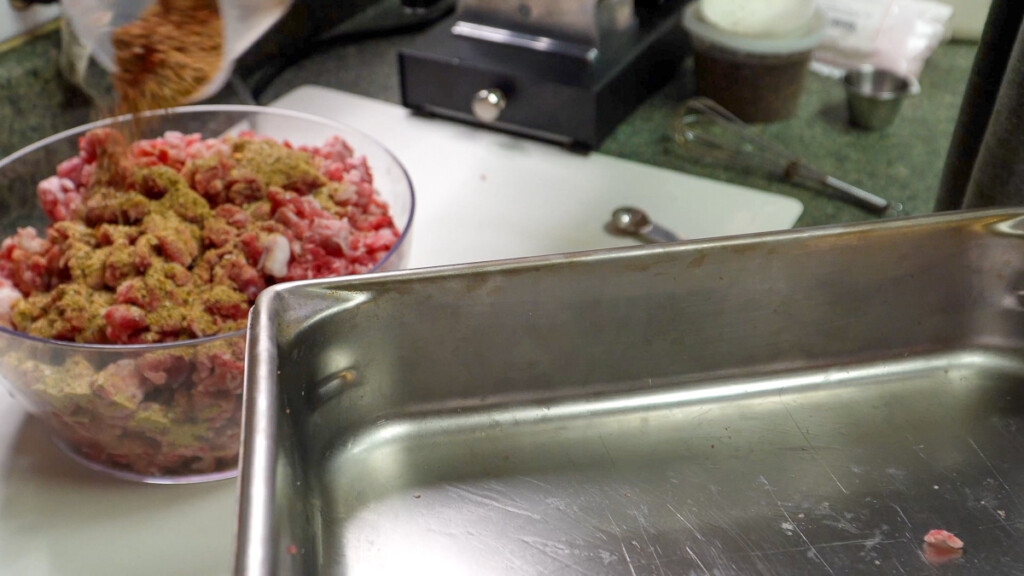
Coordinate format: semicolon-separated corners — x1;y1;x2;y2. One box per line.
60;0;291;100
811;0;954;85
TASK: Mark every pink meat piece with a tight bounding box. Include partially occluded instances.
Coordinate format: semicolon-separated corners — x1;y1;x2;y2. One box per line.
79;163;95;188
0;227;53;295
206;298;250;320
215;257;266;301
56;156;86;188
270;188;336;235
272;207;310;239
310;217;352;257
924;530;963;550
136;352;193;388
184;136;231;160
193;345;245;395
204;204;251;249
202;218;235;249
214;204;251;228
320;161;347;183
3;227;49;255
0;276;22;328
187;153;235;205
77;129;104;163
283;245;352;281
237;232;264;265
114;278;160;311
92;359;148;413
364;228;398;252
302;135;354;163
129;131;203;171
319;157;372;188
358;181;375;197
37;176;83;222
344;157;371;184
156;229;199;267
104;303;148;343
351;213;395;233
313;255;353;278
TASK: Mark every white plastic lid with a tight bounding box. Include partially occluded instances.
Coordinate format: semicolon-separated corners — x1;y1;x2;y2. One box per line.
701;0;816;36
682;1;828;56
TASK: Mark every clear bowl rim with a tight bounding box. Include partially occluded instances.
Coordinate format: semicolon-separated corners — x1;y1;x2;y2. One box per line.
0;104;415;352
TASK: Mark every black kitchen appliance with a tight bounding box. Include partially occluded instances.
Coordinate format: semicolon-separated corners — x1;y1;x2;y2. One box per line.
399;0;690;149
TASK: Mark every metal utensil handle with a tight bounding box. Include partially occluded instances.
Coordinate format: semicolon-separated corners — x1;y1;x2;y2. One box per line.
788;163;890;214
639;223;681;243
823;176;890;214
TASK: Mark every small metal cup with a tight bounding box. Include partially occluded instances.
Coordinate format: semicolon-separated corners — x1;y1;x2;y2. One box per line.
844;68;911;130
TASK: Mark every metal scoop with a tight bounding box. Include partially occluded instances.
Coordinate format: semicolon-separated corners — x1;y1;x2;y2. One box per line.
610;207;681;243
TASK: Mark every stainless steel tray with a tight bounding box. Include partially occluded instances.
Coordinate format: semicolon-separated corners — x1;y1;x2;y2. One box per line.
237;209;1024;575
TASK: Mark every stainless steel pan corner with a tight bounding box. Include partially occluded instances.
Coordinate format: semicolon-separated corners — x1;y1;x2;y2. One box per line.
237;209;1024;576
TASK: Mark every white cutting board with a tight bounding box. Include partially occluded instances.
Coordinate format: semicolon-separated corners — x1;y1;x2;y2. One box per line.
0;87;802;576
272;86;803;269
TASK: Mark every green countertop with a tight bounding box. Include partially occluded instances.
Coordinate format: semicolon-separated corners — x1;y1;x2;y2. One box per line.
0;17;978;229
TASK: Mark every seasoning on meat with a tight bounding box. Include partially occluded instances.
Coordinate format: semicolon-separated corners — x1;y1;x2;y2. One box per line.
0;129;400;477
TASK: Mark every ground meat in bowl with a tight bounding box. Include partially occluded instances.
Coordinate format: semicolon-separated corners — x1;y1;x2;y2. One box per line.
0;127;401;479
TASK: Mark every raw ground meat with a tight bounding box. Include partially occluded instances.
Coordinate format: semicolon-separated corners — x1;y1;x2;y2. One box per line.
922;529;964;565
4;128;398;345
924;529;963;549
0;128;400;477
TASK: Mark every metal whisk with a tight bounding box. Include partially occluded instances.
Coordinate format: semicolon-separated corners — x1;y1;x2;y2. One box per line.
672;97;899;215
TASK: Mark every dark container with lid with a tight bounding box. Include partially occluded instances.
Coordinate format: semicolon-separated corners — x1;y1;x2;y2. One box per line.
682;2;827;123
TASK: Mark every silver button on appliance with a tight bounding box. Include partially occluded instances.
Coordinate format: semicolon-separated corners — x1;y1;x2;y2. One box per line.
471;88;508;123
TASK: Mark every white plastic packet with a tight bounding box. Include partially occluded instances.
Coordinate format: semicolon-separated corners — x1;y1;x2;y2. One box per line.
812;0;954;87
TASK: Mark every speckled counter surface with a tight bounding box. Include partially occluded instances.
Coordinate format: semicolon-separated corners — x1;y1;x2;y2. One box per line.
0;19;978;229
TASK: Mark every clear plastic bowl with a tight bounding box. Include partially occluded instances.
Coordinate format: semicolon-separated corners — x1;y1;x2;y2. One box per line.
0;105;414;483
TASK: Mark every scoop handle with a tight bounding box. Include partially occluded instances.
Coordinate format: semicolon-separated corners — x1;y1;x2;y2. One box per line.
823;176;891;214
787;162;891;215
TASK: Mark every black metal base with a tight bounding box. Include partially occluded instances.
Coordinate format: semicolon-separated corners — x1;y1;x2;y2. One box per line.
236;0;386;80
399;0;690;150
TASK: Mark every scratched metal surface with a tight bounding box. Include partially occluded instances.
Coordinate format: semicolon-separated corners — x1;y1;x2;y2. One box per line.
238;209;1024;576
